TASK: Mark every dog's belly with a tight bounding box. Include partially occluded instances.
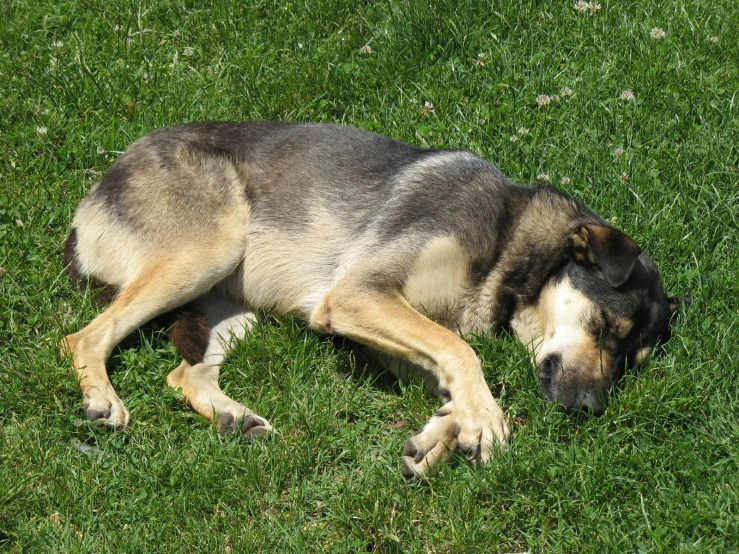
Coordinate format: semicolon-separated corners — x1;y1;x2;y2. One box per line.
227;227;474;327
228;223;364;319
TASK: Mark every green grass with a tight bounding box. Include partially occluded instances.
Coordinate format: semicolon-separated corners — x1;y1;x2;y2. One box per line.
1;0;738;551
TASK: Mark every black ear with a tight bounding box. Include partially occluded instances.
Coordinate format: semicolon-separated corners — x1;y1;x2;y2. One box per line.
570;224;641;288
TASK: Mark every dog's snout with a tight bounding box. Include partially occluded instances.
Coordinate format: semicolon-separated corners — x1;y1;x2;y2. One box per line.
539;354;608;416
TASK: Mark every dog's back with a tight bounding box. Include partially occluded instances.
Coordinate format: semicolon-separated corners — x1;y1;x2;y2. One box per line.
67;121;512;319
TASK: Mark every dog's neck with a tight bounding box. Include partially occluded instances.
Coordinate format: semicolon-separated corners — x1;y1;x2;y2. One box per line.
458;186;602;336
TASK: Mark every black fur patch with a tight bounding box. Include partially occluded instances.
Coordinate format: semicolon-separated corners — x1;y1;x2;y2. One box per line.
162;303;210;365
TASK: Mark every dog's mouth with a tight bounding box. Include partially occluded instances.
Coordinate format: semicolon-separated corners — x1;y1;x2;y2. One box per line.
537;353;607;416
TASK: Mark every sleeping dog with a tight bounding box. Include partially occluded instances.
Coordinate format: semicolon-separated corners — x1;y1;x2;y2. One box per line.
61;122;679;479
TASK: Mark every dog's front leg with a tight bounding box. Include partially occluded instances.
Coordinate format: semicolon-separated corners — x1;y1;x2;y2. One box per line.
310;283;510;480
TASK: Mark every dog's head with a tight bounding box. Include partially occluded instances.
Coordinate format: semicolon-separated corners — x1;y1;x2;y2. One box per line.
512;224;681;415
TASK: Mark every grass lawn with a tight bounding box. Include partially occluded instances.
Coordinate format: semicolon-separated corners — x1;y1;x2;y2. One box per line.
1;0;738;551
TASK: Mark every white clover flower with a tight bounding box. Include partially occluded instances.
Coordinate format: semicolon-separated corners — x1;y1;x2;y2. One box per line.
173;30;181;37
537;173;549;182
560;87;574;97
561;177;571;185
297;43;303;49
510;135;519;142
614;147;625;157
620;90;635;101
359;44;372;54
620;171;629;180
650;27;666;40
421;101;434;117
475;53;486;67
537;94;551;108
710;36;718;43
574;1;600;15
96;146;106;154
183;47;194;56
517;127;529;135
35;125;48;135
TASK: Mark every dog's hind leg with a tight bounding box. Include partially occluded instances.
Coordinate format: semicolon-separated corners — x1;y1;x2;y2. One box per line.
60;243;246;429
166;289;271;436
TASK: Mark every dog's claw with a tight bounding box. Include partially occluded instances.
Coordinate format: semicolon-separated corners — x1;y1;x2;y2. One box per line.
217;410;272;437
465;443;481;460
403;437;426;464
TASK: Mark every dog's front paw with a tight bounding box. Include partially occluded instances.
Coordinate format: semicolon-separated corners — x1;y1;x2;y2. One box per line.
402;404;458;481
453;391;510;467
84;385;130;430
401;394;510;481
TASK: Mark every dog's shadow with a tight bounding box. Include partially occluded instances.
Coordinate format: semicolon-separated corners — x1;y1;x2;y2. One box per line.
329;335;404;395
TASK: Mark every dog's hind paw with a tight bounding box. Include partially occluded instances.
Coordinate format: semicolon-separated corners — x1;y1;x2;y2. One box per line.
401;404;458;481
84;386;129;430
217;411;273;438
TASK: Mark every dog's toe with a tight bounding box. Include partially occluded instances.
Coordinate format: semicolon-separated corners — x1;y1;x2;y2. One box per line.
86;407;111;421
401;436;453;481
218;411;272;437
241;415;272;437
402;436;426;463
217;412;236;435
402;455;422;482
400;404;459;481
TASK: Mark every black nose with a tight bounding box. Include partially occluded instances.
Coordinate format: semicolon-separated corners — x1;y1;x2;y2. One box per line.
539;354;561;380
576;389;606;417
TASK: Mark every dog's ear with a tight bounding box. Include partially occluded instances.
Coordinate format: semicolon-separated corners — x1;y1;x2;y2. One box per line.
570;224;641;288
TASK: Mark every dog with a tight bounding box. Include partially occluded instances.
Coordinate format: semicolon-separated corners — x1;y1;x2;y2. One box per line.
61;121;680;480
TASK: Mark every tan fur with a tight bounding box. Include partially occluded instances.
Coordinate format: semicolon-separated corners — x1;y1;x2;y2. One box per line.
633;346;653;366
510;278;613;389
62;216;252;429
402;236;471;325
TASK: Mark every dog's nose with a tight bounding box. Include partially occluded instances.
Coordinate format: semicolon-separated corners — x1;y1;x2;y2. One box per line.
539;354;561;381
576;389;606;416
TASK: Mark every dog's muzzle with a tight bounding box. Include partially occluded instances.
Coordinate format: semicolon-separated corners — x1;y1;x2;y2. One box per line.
539;353;607;416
